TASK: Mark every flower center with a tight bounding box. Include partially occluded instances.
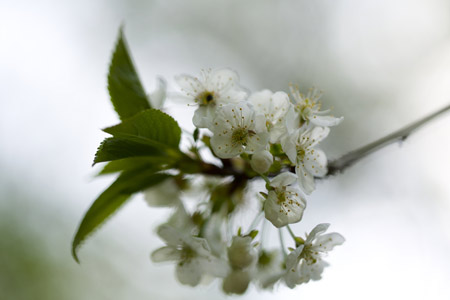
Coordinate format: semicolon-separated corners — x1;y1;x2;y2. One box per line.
197;91;215;106
179;246;196;266
300;245;318;265
297;148;306;160
231;128;249;145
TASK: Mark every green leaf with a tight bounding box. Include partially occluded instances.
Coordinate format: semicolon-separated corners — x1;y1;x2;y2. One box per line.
103;109;181;149
108;28;150;120
98;156;173;175
72;170;170;263
93;137;164;165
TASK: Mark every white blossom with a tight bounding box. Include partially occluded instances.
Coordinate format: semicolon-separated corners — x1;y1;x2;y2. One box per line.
264;172;306;228
287;85;343;129
284;223;345;288
281;126;329;194
249;90;291;143
175;68;247;128
210;103;269;159
151;225;228;286
250;149;273;174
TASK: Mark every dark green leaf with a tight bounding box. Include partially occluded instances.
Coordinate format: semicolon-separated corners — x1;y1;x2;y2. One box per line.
108;28;150;120
72;170;170;262
98;156;173;175
93;137;164;165
103;109;181;149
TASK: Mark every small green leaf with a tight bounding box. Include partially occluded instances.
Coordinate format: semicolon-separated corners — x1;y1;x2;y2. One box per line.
103;109;181;149
72;170;170;262
98;156;173;175
108;28;150;120
93;137;164;165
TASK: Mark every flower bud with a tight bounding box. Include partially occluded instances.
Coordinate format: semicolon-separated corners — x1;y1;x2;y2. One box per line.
250;150;273;174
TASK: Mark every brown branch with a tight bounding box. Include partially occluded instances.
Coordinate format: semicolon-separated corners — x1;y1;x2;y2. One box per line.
325;103;450;177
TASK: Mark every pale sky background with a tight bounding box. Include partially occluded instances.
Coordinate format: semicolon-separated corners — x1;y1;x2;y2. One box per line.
1;0;450;299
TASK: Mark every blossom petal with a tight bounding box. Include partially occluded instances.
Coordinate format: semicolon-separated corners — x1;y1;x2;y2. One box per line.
211;133;243;158
176;259;203;286
305;223;330;244
207;68;240;92
269;122;288;143
313;232;345;252
175;74;203;97
281;134;297;164
308;126;330;147
193;106;211;128
311;115;343;127
270;172;297;187
271;91;290;120
157;224;185;246
246;132;269;154
304;149;327;177
249;90;272;115
151;246;181;262
296;164;315;195
201;256;230;278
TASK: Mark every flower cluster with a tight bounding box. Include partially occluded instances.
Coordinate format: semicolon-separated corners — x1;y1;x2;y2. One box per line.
147;68;345;293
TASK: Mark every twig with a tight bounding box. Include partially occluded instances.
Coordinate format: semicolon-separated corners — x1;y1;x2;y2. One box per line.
326;103;450;176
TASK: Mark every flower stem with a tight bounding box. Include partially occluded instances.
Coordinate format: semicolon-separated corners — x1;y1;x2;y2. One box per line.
248;211;264;232
286;225;296;241
278;228;287;259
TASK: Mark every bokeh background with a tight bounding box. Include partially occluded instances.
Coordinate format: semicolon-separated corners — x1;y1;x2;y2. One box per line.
1;0;450;299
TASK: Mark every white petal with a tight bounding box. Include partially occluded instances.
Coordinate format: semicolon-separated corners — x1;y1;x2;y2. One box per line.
157;224;185;246
280;134;297;164
270;172;297;187
304;149;328;177
254;113;268;132
296;164;315;195
187;237;211;256
193;106;213;128
208;68;240;92
245;132;269;154
305;223;330;244
211;133;243;158
200;256;229;278
303;259;327;281
269;122;288;144
248;89;272;115
270;91;290;120
176;259;203;286
284;108;300;134
313;232;345;252
308;126;330;147
175;74;203;96
284;259;303;288
311;115;343;127
151;246;181;262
